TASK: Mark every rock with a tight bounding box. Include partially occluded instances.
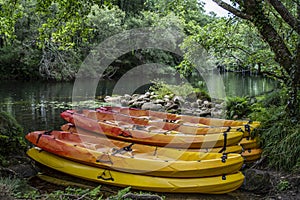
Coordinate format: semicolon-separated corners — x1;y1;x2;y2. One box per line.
104;96;121;104
9;163;37;178
166;103;179;111
128;99;135;105
214;103;223;109
199;112;211;117
203;101;213;108
164;95;170;100
124;94;132;101
121;99;129;107
150;94;158;99
155;99;165;105
173;96;185;104
242;169;272;194
131;101;145;108
196;99;203;106
203;100;209;105
143;98;151;102
211;111;223;118
191;102;199;108
137;94;149;101
142;103;163;111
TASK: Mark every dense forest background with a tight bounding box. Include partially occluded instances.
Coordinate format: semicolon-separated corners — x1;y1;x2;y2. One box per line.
0;0;300;171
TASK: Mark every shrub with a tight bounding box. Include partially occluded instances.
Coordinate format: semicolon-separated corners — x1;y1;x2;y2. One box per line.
225;96;252;119
0;112;26;166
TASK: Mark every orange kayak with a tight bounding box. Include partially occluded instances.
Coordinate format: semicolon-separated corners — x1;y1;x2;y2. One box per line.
98;106;260;128
25;130;244;178
76;109;247;135
61;123;243;154
242;148;262;162
60;111;243;149
239;137;260;150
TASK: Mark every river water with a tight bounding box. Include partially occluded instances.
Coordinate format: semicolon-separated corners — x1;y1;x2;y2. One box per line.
0;73;273;199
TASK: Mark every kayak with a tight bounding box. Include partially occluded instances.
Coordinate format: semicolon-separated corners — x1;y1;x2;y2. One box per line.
60;110;243;149
242;149;262;162
98;106;260;129
25;130;244;178
71;109;249;135
60;123;243;154
27;148;245;194
239;137;260;150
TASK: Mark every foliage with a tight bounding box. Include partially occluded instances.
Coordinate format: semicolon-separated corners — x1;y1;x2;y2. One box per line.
149;80;209;101
0;112;26;167
14;184;103;200
0;0;23;45
225;96;252;119
0;177;28;199
248;91;300;172
191;18;279;74
276;180;290;191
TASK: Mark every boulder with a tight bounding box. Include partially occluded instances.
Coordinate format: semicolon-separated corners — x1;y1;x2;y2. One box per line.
142;103;163;111
242;169;272;194
124;94;132;101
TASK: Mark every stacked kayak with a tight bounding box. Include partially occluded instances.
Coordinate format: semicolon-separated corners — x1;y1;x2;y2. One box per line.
25;106;263;194
27;148;245;194
95;106;263;162
60;110;244;149
26;130;243;178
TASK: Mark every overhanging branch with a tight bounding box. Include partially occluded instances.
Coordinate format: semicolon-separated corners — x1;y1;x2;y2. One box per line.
212;0;251;20
267;0;300;34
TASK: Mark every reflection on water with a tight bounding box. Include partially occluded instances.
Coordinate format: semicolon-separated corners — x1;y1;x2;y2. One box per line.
0;74;277;133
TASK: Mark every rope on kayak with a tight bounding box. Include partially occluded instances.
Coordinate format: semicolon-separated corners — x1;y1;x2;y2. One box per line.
36;130;53;144
111;143;134;155
153;146;158;156
36;133;42;144
226;127;231;132
219;132;228;163
97;170;114;181
245;124;251;134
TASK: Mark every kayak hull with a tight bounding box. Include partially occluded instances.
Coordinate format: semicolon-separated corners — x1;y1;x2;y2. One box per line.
27;148;245;194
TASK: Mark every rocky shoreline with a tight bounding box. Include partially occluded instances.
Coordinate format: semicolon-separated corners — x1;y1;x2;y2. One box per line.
104;92;225;118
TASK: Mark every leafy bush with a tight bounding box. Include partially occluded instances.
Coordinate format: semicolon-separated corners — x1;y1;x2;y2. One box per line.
0;112;26;166
225;96;252;119
149;80;210;100
245;89;300;172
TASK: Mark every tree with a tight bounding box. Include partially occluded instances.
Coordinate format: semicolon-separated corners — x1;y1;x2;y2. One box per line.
212;0;300;120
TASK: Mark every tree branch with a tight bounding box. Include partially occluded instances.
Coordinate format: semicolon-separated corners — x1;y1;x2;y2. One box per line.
212;0;251;20
267;0;300;34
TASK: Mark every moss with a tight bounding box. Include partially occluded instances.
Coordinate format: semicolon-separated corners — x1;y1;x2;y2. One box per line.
0;112;26;167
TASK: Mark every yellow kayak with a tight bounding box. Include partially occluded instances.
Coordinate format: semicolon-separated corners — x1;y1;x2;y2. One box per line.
26;130;244;178
27;148;245;194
